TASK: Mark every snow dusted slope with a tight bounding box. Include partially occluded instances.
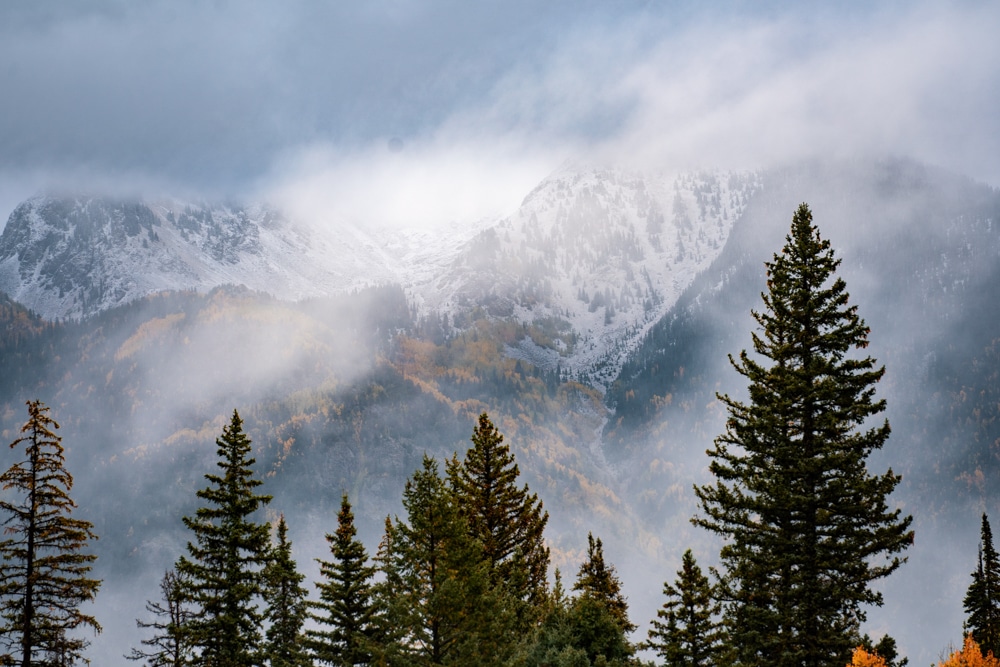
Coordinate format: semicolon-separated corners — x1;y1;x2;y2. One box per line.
422;165;761;386
0;196;394;320
0;166;759;385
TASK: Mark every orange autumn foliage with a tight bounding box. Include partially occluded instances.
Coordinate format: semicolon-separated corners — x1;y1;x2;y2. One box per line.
938;636;1000;667
850;646;888;667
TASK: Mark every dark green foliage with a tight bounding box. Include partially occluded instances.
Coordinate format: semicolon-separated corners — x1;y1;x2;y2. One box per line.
515;566;640;667
694;204;914;667
380;455;513;666
0;400;101;667
645;549;720;667
574;533;635;633
447;413;550;621
965;514;1000;657
307;494;379;666
127;569;193;667
263;516;309;667
175;410;273;666
516;595;637;667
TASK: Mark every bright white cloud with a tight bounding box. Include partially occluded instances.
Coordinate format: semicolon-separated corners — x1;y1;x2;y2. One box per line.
265;136;560;229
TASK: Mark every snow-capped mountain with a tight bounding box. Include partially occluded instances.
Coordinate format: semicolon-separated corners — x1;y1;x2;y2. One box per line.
0;166;758;384
0;196;398;320
427;165;760;384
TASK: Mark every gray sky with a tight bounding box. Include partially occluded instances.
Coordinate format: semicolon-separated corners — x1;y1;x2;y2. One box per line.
1;0;998;225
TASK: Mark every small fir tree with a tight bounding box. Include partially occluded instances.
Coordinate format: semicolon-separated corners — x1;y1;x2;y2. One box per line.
175;409;272;666
126;569;193;667
370;516;405;666
858;634;907;667
447;412;550;620
645;549;720;667
694;204;913;667
573;533;635;633
0;400;101;667
307;493;379;666
965;514;1000;657
263;515;309;667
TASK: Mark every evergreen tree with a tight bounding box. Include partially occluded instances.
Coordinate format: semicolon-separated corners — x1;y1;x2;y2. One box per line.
515;546;637;667
127;569;193;667
858;634;907;667
370;516;405;667
573;533;635;633
447;412;550;617
307;493;379;667
645;549;720;667
515;594;636;667
263;516;309;667
381;455;512;666
175;410;272;666
693;204;914;667
0;400;101;667
965;514;1000;657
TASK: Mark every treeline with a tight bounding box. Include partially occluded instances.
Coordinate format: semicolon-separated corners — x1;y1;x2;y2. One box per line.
1;399;999;667
127;410;642;666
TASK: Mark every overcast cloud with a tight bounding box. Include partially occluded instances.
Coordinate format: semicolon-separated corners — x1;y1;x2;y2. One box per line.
1;1;998;225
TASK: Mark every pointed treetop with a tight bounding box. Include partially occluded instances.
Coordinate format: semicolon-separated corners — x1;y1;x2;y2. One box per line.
573;532;634;633
447;412;550;613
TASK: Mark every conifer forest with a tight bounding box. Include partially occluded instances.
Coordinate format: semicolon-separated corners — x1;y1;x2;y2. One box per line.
1;205;997;666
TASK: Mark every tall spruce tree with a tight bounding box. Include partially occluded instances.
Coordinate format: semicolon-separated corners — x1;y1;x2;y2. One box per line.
693;204;913;667
573;532;634;634
965;513;1000;657
307;493;379;667
447;413;550;617
645;549;720;667
263;516;309;667
175;409;273;666
0;400;101;667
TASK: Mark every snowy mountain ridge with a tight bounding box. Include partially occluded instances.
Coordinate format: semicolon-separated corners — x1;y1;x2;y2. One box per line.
0;197;356;318
0;165;760;384
427;165;761;384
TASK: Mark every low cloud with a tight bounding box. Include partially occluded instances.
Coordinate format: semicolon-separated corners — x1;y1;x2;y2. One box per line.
3;2;997;226
264;136;559;230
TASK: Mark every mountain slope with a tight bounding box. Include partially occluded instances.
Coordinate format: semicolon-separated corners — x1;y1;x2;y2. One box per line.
0;196;397;320
417;164;761;385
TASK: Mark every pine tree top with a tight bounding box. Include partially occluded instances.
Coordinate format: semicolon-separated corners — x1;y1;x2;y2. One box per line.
573;532;634;633
447;412;550;610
